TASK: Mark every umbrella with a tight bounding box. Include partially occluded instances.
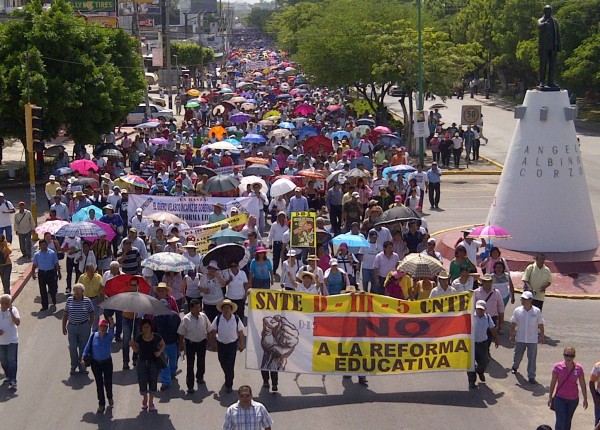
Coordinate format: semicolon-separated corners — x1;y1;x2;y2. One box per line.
379;134;402;147
229;113;252;124
133;122;161;129
331;131;351;141
343;149;361;159
87;220;116;242
55;167;73;177
142;253;195;272
204;174;240;193
208;126;228;139
350;157;374;171
351;125;371;139
213;105;227;116
154;148;177;162
242;134;267;144
71;177;99;188
185;101;200;108
70;160;99;175
326;104;341;112
303;135;333;154
45;146;66;156
397;254;444;278
429;103;447;109
239;176;268;194
263;110;280;119
146;212;186;224
101;292;172;316
224;137;242;146
298;126;318;141
242;164;274;177
274;144;291;154
35;220;69;236
209;229;246;242
244;157;270;165
278;122;295;129
201;243;246;270
187;89;201;97
346;167;371;179
229;96;247;103
208;141;238;151
270;178;296;197
469;225;511;239
100;148;123;158
290;117;308;127
376;206;421;226
104;274;152;297
268;129;291;138
277;94;292;100
316;229;332;245
240;102;257;111
193;166;217;178
295;104;315;116
297;170;326;180
257;119;274;127
326;170;346;184
220;88;234;94
55;221;107;238
356;118;376;127
331;233;369;248
383;165;416;179
122;174;149;189
373;126;392;134
149;137;169;146
72;206;102;222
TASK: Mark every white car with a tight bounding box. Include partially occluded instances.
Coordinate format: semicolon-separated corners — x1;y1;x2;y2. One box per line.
126;103;174;125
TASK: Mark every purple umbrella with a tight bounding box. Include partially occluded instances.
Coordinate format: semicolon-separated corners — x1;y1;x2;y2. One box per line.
149;137;169;146
229;113;252;124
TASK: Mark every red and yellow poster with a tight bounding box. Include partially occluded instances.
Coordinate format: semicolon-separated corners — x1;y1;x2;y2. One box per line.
246;290;474;374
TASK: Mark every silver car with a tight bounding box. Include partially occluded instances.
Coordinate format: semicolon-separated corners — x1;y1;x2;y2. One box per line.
126;103;174;125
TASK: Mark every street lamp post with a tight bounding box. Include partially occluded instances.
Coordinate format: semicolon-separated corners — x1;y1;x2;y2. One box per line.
417;0;425;166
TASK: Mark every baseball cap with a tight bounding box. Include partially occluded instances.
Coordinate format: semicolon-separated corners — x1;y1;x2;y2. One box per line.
427;238;436;245
136;208;143;215
475;300;487;310
521;291;534;300
368;229;378;237
99;319;110;327
49;175;56;180
352;191;359;198
480;274;493;282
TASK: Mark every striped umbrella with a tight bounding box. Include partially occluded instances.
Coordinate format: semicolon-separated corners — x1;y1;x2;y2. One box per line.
122;174;149;189
55;222;107;238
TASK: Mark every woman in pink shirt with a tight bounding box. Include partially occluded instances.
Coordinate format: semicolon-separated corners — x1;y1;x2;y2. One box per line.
548;347;588;430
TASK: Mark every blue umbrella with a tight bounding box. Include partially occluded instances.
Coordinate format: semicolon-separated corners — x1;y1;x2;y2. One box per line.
278;122;295;129
55;167;73;177
331;131;351;141
350;156;373;170
382;164;416;181
298;126;318;141
379;133;403;147
72;206;103;222
223;137;242;146
242;133;267;144
245;99;258;104
331;233;369;248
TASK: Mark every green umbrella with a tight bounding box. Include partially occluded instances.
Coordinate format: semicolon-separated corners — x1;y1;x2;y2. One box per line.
186;100;200;108
209;228;246;245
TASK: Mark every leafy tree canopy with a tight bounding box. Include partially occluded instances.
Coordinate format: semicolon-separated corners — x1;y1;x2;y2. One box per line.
0;0;145;146
170;42;214;67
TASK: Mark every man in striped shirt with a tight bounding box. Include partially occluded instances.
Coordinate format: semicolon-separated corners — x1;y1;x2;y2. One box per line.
223;385;273;430
61;283;94;375
116;239;141;275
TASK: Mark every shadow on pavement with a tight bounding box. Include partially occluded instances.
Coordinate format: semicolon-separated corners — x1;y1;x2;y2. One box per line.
513;373;549;397
81;410;177;430
0;384;18;403
62;373;94;390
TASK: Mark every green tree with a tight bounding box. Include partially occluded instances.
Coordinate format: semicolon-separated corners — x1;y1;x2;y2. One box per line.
0;0;145;146
170;42;214;67
245;7;275;34
562;31;600;94
266;1;323;54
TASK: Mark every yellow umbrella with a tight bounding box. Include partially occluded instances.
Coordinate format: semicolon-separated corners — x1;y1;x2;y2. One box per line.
263;110;280;119
187;89;201;97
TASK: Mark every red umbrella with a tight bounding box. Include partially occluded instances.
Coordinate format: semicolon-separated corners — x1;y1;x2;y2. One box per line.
245;157;270;165
104;274;152;297
297;170;326;180
303;135;333;154
326;104;341;112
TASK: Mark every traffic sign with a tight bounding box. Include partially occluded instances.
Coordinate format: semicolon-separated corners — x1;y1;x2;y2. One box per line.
461;105;481;125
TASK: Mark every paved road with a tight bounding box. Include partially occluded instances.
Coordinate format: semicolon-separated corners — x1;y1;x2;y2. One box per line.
1;93;600;429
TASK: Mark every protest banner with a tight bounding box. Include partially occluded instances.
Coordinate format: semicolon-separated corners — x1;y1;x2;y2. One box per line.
128;195;259;227
182;213;248;253
246;290;474;375
214;164;245;176
290;211;316;248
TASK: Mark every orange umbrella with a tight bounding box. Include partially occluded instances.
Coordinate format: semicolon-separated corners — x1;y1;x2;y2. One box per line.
208;125;227;139
245;157;270;165
297;170;326;180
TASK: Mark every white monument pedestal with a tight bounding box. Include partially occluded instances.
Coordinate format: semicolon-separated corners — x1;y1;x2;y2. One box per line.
486;89;598;252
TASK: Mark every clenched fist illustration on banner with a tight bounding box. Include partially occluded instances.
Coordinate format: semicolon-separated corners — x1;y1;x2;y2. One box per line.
261;315;300;371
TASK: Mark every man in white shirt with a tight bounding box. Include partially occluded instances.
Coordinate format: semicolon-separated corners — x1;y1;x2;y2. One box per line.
409;165;428;206
509;291;545;384
373;224;393;250
130;208;149;233
120;228;148;260
429;271;457;298
267;212;289;275
458;231;486;267
358;230;382;293
107;187;122;211
51;195;70;221
145;219;167;241
178;298;212;394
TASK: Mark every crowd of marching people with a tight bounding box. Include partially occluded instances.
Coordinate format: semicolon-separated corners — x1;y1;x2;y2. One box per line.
1;46;595;430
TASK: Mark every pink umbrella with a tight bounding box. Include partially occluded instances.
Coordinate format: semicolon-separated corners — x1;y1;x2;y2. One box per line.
295;104;316;116
326;105;341;112
70;159;99;175
469;225;511;238
373;126;392;134
35;220;69;236
149;137;169;145
85;220;116;242
343;149;361;159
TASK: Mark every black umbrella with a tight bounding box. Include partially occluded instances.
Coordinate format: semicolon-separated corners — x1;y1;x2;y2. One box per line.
44;145;65;156
378;134;402;147
356;118;376;127
100;148;124;158
193;165;217;178
242;164;274;177
316;229;332;245
154;148;177;162
275;144;292;154
202;243;247;270
376;206;421;226
72;177;99;187
204;174;240;193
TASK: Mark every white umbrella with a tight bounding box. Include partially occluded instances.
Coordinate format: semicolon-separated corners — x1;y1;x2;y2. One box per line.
145;212;186;224
207;141;239;151
268;129;291;138
238;175;268;194
270;178;296;197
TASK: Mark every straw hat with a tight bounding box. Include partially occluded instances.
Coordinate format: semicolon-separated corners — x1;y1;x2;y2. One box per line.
216;298;238;313
183;241;197;249
341;285;362;294
297;271;317;282
167;236;180;244
153;282;171;293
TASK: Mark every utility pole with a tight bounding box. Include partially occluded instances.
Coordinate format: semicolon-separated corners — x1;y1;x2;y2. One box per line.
132;2;150;115
24;104;42;238
161;0;173;110
417;0;424;166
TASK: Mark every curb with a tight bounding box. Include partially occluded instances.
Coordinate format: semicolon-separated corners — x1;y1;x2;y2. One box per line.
431;226;600;300
479;156;504;170
10;264;33;300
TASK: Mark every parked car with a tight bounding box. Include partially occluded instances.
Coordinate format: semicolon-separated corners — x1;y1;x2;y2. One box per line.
149;96;166;107
126;103;173;125
390;86;404;97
